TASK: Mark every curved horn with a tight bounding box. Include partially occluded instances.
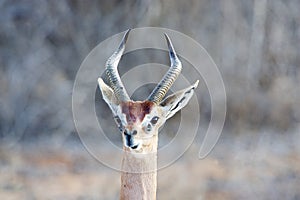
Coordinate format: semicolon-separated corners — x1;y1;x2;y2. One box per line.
105;29;131;102
147;34;182;104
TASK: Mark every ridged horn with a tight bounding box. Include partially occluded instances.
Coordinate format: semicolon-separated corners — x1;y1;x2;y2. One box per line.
105;29;131;102
147;33;182;104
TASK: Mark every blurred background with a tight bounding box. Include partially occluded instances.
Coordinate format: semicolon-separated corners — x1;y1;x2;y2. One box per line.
0;0;299;199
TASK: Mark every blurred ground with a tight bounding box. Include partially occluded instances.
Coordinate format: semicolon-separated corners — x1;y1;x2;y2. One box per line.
1;128;300;200
1;0;300;199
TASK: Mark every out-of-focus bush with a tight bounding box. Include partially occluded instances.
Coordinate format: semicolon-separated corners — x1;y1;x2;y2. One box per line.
0;0;299;142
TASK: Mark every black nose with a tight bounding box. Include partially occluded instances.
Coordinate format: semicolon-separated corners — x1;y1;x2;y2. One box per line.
124;130;138;149
124;133;132;147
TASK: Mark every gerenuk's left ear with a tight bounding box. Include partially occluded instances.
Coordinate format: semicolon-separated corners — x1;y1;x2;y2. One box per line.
160;80;199;120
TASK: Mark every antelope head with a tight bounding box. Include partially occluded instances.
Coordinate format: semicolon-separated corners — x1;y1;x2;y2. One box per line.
98;29;198;153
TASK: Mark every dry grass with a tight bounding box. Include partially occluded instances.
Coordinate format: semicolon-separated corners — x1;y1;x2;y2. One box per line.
1;128;299;200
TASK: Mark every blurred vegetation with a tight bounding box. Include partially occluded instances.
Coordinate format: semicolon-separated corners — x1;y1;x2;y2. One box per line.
1;0;299;143
0;1;300;199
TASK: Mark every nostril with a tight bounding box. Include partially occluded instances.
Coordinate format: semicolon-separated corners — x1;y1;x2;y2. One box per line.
132;130;137;135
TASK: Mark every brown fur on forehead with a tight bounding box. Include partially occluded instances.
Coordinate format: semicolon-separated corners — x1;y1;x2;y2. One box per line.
121;101;155;123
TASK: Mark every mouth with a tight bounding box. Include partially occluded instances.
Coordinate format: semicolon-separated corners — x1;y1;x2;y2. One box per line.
130;144;139;149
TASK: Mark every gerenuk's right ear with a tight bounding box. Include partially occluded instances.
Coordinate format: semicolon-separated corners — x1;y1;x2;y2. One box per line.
98;77;119;116
160;80;199;120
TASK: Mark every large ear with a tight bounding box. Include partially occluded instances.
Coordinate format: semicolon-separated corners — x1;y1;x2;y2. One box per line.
98;78;119;115
160;80;199;120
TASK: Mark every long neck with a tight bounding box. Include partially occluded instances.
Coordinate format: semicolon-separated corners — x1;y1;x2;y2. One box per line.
120;136;158;200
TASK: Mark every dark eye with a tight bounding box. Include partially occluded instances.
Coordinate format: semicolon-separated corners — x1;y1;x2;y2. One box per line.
150;116;159;125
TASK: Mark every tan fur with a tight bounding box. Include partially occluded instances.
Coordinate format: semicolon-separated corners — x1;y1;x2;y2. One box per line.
97;31;199;200
120;135;158;200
